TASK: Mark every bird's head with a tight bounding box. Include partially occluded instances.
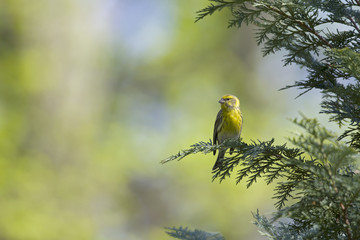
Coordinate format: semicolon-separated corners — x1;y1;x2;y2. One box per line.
219;94;240;110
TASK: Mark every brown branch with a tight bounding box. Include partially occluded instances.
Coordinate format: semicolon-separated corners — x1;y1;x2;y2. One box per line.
348;16;360;34
267;5;333;48
340;203;353;240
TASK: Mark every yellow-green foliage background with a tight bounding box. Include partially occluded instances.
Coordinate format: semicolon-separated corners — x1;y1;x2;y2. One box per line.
0;0;322;239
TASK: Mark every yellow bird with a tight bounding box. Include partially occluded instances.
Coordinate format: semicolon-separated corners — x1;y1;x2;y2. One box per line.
213;94;243;170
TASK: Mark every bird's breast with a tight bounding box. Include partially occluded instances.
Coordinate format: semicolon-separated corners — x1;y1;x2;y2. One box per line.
218;109;242;141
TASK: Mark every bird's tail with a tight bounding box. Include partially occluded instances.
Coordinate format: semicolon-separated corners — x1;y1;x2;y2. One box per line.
212;149;226;171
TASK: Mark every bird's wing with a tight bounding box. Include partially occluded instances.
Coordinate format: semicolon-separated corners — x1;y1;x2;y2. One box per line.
213;110;223;155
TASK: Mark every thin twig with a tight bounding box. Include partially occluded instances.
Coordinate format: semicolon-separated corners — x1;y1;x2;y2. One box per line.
348;16;360;34
267;5;333;48
340;203;353;240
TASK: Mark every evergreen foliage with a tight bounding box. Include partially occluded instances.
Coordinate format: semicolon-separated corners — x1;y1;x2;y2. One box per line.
164;0;360;239
165;227;225;240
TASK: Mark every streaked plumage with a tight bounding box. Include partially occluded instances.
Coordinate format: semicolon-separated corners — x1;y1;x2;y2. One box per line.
213;94;243;170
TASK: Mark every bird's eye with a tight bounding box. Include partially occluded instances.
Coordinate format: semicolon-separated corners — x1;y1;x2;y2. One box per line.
225;98;230;101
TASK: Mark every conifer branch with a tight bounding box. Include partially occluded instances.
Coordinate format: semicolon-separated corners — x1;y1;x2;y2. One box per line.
195;0;235;23
265;5;333;48
161;140;217;164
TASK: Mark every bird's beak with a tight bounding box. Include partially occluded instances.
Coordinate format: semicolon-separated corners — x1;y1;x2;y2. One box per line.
218;99;225;104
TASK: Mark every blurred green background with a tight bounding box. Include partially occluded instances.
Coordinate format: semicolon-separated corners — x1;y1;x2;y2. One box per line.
0;0;323;239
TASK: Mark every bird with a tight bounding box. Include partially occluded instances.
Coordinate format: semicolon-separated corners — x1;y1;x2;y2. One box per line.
212;94;243;170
